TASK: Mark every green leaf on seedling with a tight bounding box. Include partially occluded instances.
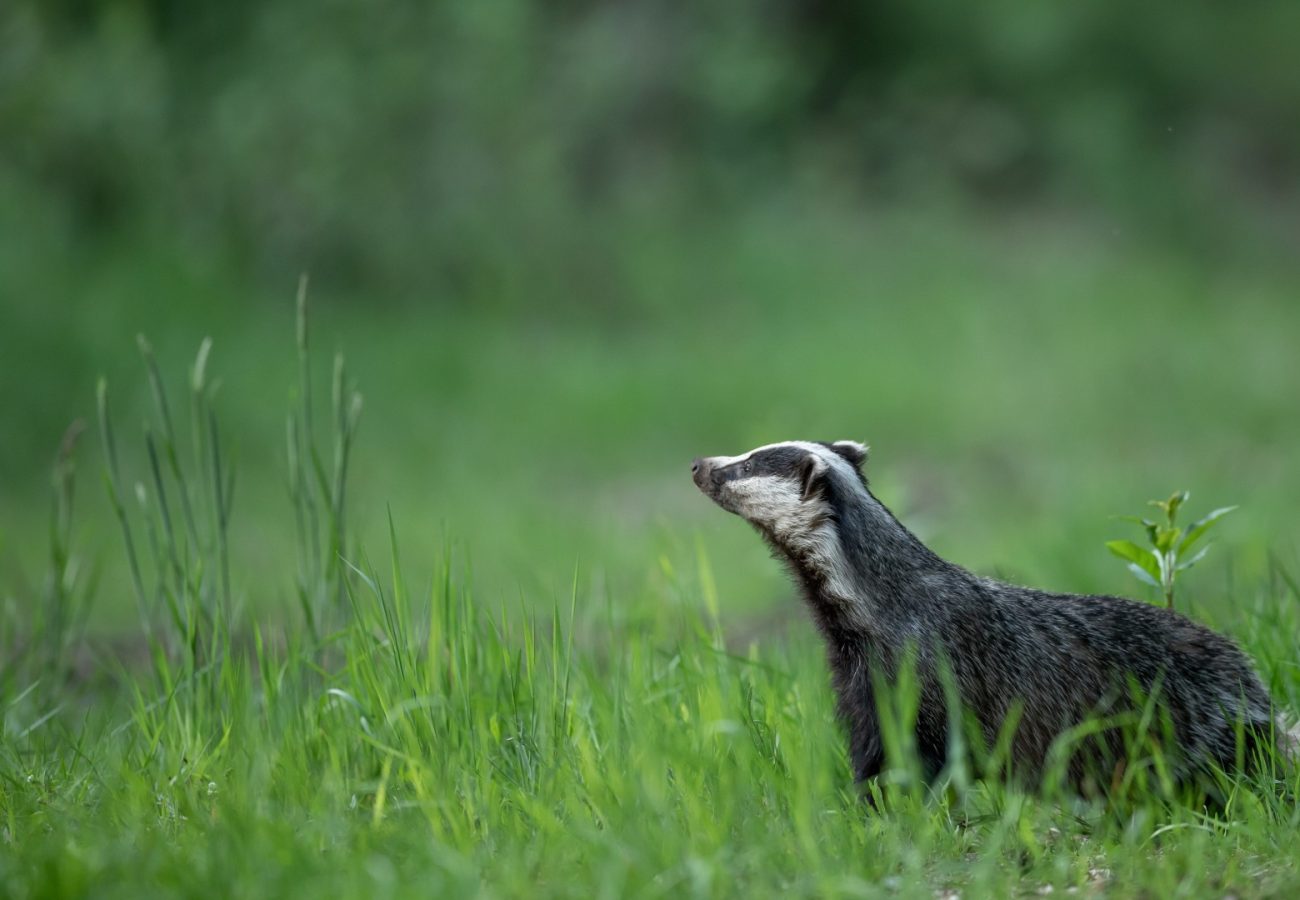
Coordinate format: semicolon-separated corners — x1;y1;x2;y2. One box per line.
1176;544;1211;572
1154;525;1182;554
1127;563;1160;587
1149;490;1189;523
1105;539;1145;564
1168;490;1189;517
1106;540;1161;581
1178;506;1237;555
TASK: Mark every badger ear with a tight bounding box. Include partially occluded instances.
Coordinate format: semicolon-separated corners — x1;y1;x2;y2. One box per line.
829;440;869;469
797;454;829;502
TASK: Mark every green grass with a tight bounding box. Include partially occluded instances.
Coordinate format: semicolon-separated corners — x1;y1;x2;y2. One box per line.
3;206;1300;896
3;527;1299;897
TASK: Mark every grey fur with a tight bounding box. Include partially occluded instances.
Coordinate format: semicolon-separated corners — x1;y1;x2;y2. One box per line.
692;441;1282;793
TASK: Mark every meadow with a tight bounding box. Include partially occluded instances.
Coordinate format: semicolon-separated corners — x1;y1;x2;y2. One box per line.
3;200;1300;897
7;3;1300;894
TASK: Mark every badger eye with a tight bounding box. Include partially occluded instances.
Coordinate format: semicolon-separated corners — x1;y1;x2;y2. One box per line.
740;461;753;476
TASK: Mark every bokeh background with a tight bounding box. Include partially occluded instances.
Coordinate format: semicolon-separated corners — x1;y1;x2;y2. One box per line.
3;1;1299;629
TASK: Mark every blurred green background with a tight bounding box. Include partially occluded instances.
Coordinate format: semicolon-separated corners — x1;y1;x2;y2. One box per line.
3;0;1299;629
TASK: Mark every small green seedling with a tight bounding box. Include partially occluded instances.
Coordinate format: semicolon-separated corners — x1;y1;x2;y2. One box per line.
1106;490;1236;611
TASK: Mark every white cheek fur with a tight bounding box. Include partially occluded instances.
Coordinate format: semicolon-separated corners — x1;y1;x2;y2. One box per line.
722;473;868;629
722;475;800;524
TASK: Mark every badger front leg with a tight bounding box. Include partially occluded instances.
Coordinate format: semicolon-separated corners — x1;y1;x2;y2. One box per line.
843;689;886;783
853;731;885;783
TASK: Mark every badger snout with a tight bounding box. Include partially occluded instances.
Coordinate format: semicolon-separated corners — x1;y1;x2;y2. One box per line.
693;457;730;501
691;457;714;492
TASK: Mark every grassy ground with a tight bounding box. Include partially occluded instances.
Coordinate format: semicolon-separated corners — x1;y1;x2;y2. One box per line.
2;205;1300;896
4;558;1299;899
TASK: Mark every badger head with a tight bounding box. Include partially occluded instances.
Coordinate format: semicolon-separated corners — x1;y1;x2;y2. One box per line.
691;440;869;546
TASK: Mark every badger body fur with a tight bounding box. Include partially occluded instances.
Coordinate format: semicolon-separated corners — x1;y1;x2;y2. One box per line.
691;440;1281;791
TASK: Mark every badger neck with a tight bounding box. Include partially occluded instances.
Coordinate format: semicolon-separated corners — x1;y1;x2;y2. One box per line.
773;482;948;642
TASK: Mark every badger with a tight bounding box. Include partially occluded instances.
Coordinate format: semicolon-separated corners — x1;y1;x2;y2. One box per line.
692;440;1284;795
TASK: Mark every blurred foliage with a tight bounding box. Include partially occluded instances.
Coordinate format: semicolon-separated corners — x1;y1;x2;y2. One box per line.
4;0;1299;296
3;0;1300;622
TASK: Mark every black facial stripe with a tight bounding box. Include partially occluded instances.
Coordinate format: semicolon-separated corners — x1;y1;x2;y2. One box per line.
717;446;808;482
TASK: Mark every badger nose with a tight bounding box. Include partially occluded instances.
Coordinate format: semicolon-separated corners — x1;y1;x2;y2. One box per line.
691;457;709;488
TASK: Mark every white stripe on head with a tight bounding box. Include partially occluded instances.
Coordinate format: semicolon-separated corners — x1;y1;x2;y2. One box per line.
706;441;789;469
707;440;864;484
